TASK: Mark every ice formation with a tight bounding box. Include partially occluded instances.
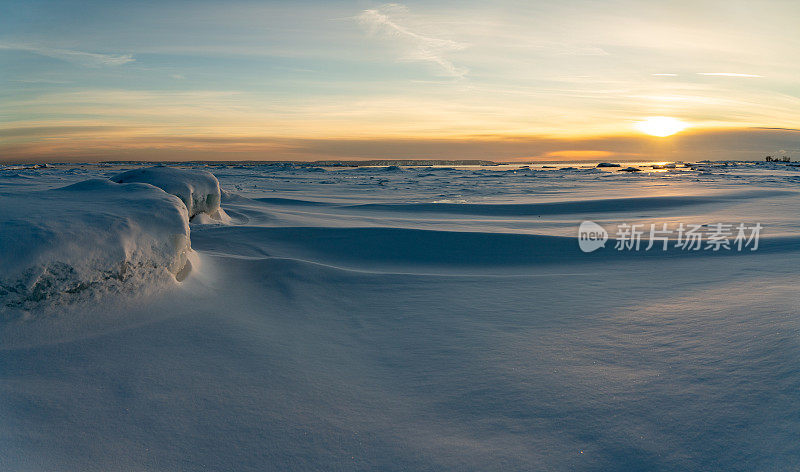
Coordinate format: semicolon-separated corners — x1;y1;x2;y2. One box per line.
0;179;192;310
111;166;227;221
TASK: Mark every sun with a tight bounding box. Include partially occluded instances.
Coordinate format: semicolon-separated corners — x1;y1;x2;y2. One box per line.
634;116;689;137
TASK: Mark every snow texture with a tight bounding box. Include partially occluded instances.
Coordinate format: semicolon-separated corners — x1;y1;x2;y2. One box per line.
0;179;191;311
2;161;800;471
111;166;225;220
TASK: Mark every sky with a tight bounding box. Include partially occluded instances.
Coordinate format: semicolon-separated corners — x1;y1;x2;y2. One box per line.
1;0;799;162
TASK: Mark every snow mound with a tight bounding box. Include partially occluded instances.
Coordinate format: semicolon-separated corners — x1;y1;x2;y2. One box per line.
0;179;192;311
191;208;231;225
111;166;225;221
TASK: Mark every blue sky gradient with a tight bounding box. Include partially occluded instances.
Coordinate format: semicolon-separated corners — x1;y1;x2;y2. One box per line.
2;0;799;161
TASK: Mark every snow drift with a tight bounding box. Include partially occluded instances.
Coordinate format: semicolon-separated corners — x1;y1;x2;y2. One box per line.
2;162;800;470
111;166;228;221
0;179;192;311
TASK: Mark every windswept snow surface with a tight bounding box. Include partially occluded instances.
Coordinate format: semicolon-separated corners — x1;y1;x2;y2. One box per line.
111;166;226;221
2;161;800;471
0;178;192;314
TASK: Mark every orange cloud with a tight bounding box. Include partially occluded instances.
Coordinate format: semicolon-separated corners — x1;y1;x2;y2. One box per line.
0;127;796;163
539;150;616;160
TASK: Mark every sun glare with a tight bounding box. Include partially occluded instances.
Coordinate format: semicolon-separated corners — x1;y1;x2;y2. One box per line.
634;116;689;137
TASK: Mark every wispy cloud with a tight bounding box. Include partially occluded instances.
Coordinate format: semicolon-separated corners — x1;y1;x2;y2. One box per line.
0;43;134;67
357;4;467;78
5;128;799;163
698;72;763;78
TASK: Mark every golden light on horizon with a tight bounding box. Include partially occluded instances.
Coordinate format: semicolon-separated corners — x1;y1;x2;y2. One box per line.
634;117;689;137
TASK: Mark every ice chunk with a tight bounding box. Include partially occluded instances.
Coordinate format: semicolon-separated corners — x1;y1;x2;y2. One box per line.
111;166;223;220
191;207;231;225
0;179;192;310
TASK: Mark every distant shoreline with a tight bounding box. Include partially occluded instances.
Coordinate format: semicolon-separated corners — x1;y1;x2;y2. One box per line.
1;158;793;166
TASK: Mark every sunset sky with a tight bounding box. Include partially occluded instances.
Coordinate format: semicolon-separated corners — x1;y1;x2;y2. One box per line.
2;0;799;162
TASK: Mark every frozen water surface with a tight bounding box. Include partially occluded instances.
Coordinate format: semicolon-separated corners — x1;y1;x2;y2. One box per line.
1;161;799;471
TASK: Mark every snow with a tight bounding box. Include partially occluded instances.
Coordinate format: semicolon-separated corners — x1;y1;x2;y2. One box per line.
0;178;192;313
111;166;225;221
1;161;800;470
190;208;231;225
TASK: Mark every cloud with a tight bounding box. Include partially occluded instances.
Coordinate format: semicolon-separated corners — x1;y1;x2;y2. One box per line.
357;4;467;78
0;43;134;67
541;150;616;160
698;72;763;78
2;127;798;163
511;40;608;57
0;125;127;138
